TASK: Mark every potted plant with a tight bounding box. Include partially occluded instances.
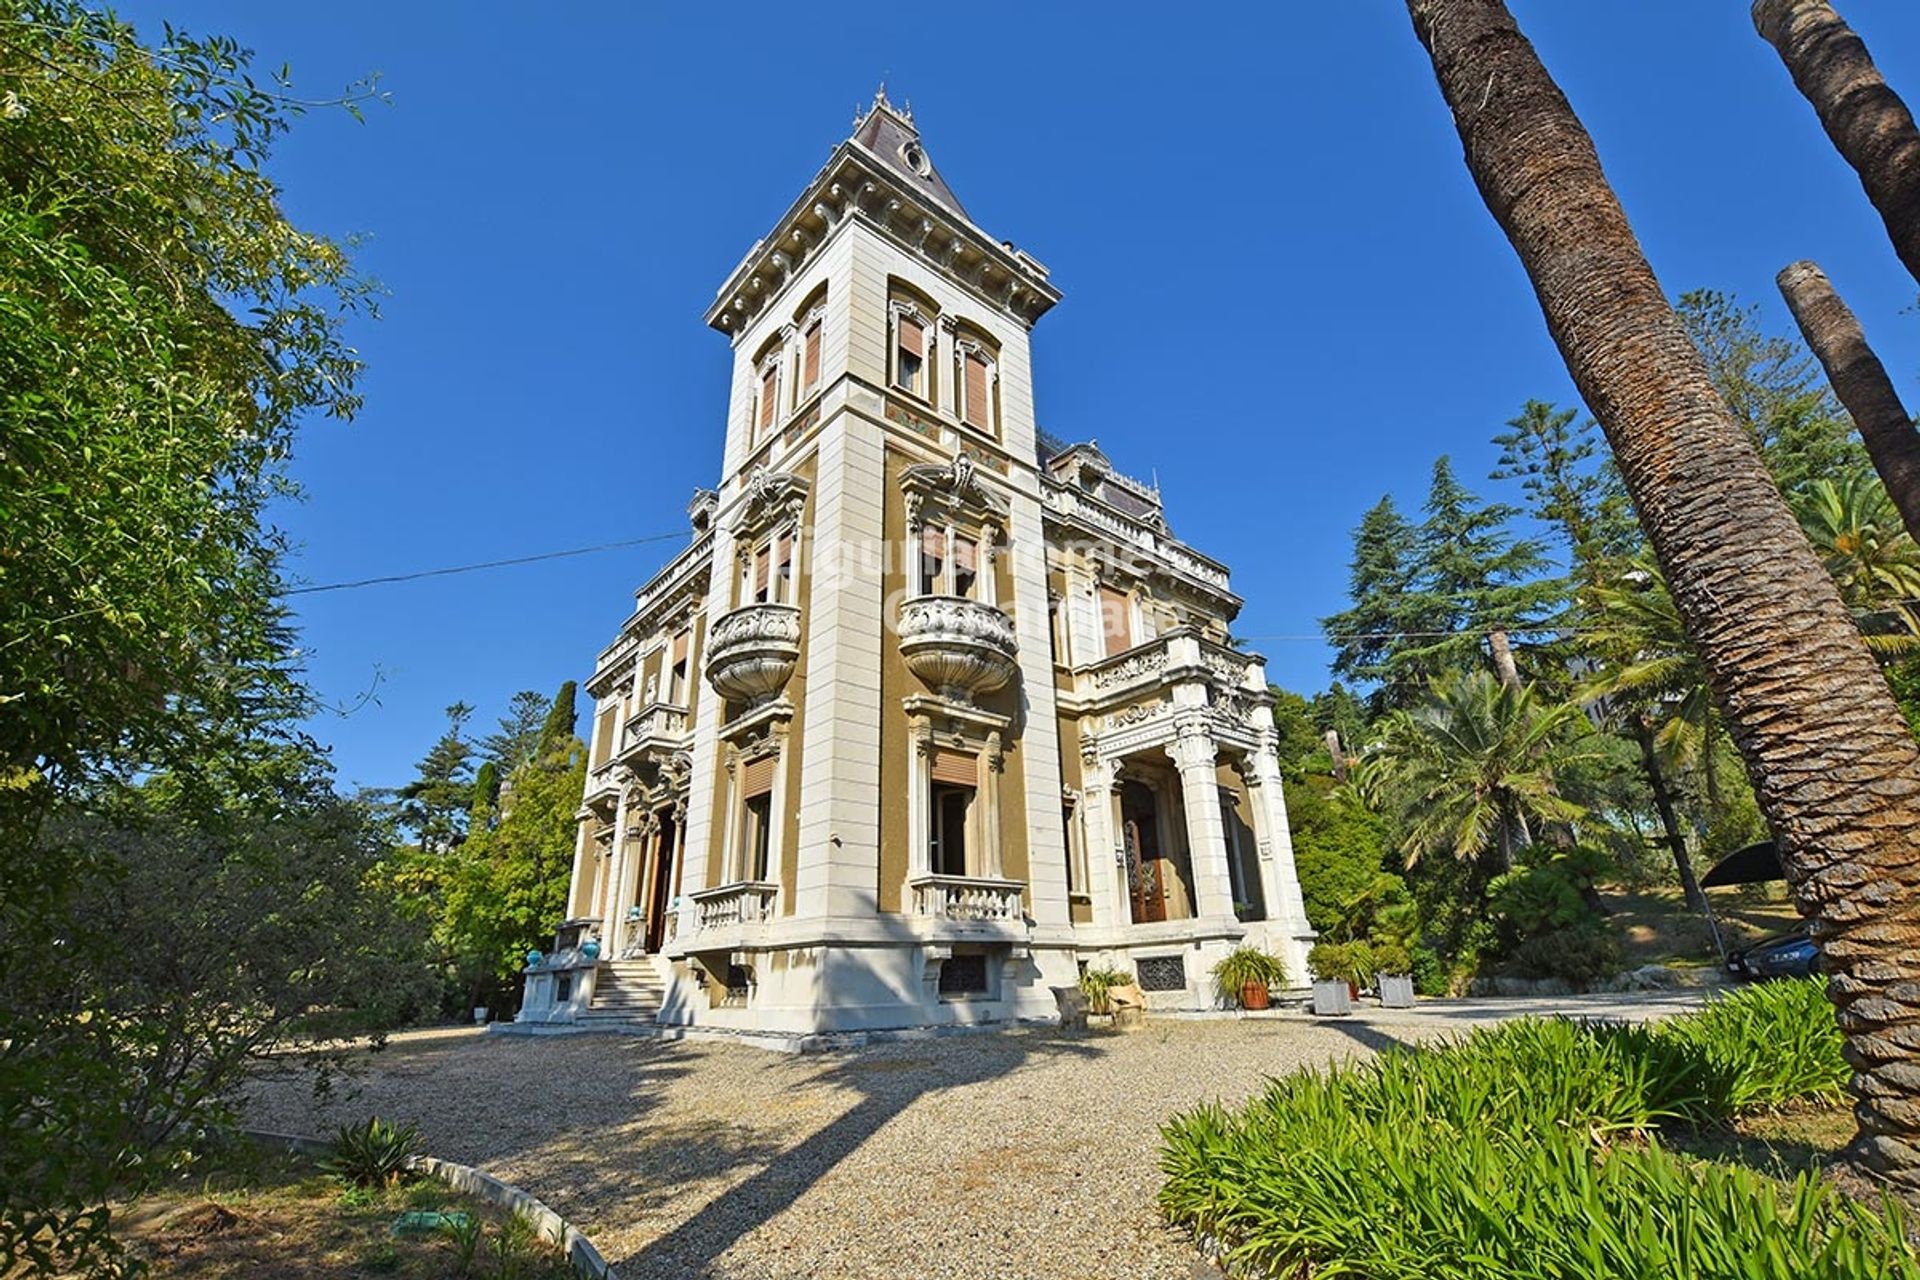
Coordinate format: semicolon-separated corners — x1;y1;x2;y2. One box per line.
1077;966;1131;1017
1371;941;1416;1008
1212;946;1287;1011
1308;941;1378;1014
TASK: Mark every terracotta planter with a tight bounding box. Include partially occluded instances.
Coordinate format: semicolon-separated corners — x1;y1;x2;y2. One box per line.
1239;980;1271;1011
1347;981;1361;1001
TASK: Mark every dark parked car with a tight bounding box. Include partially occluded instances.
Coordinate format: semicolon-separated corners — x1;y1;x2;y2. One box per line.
1726;929;1819;981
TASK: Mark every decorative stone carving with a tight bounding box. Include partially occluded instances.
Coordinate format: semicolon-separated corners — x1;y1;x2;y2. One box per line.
1094;647;1166;689
705;602;802;706
897;596;1017;702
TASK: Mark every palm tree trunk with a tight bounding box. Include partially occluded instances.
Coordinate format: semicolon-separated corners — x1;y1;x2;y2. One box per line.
1753;1;1920;291
1406;0;1920;1193
1776;260;1920;544
1634;714;1707;913
1487;626;1522;689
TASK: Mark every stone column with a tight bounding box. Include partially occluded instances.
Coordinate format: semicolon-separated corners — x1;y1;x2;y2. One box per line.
566;817;593;919
1079;755;1121;928
1166;726;1237;921
1246;747;1313;935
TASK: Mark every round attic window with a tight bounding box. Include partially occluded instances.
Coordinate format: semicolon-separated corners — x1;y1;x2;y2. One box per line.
900;141;931;177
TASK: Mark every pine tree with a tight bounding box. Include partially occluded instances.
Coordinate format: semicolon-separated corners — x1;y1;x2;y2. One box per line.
1322;496;1427;712
397;702;474;855
1678;289;1867;499
1491;400;1639;582
1400;457;1559;689
480;691;550;774
537;681;578;757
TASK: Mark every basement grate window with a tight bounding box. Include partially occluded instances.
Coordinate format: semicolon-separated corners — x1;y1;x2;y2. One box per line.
1136;956;1187;992
938;954;989;996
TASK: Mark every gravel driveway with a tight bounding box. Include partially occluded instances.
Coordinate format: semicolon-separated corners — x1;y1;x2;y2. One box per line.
244;992;1702;1280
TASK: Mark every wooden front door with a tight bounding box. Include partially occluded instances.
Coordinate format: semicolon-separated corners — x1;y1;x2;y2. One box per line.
644;813;677;953
1121;780;1167;924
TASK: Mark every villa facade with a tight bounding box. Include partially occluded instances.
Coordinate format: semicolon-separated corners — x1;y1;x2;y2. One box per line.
517;91;1315;1039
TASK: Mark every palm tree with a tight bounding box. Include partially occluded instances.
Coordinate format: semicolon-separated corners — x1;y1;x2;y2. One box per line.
1583;558;1716;910
1355;671;1597;874
1795;469;1920;647
1753;1;1920;292
1776;261;1920;543
1406;0;1920;1191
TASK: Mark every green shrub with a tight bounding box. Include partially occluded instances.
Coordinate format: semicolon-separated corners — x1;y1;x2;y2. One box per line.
1409;945;1446;996
1487;861;1590;943
1158;979;1888;1277
321;1116;423;1188
1077;966;1131;1016
1659;977;1851;1115
1306;940;1375;986
1369;941;1413;976
1508;924;1621;987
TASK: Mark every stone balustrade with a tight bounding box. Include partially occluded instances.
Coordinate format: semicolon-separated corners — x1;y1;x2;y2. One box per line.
620;701;690;759
689;881;780;932
909;874;1026;922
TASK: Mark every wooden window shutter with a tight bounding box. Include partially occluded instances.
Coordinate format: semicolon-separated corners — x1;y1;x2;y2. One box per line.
930;748;977;787
759;366;779;429
953;536;977;573
741;754;776;798
754;545;771;594
964;353;991;428
921;525;946;561
802;322;821;389
898;314;925;359
1099;585;1132;656
776;532;793;578
672;630;689;664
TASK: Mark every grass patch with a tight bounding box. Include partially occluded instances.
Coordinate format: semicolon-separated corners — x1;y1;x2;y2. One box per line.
1160;979;1916;1278
1604;881;1801;969
114;1142;579;1279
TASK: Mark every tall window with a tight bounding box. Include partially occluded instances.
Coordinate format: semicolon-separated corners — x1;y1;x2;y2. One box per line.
919;526;946;595
894;311;926;397
1099;584;1133;657
929;749;976;877
800;315;822;399
740;753;775;881
915;521;988;600
756;360;782;438
959;348;994;432
667;629;691;705
743;527;797;606
1062;799;1080;897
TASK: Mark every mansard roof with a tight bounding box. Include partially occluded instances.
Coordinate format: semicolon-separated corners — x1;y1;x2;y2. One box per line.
705;89;1059;337
850;87;971;222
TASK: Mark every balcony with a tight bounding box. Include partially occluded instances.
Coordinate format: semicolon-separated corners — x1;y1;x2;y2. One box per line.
685;880;780;938
705;603;802;707
898;596;1018;702
618;700;690;764
910;874;1026;922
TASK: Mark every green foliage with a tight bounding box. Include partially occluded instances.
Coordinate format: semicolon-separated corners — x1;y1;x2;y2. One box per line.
398;702;475;854
1211;947;1288;1005
1322;494;1425;709
1491;399;1639;583
1077;966;1131;1016
482;691;556;776
1507;926;1621;987
321;1117;424;1189
1355;670;1599;870
1307;940;1376;986
1369;941;1413;976
1285;778;1389;935
1159;982;1892;1279
1487;863;1591;944
437;683;587;1007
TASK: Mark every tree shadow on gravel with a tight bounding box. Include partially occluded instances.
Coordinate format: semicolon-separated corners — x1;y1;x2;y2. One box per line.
608;1028;1107;1279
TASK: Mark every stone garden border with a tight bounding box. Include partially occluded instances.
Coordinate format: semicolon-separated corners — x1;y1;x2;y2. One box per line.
243;1128;617;1279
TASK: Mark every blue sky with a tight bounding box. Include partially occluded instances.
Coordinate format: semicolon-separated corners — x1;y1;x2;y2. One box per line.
113;2;1920;792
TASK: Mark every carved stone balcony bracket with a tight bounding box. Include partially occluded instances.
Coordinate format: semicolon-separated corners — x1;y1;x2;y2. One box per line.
897;595;1018;703
706;603;802;707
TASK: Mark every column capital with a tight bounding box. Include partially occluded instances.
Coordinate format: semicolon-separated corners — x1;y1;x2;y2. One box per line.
1165;725;1218;773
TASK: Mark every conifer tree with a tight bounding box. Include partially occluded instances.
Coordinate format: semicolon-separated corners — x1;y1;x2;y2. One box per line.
480;690;550;774
1491;400;1639;582
1322;496;1426;712
397;702;474;854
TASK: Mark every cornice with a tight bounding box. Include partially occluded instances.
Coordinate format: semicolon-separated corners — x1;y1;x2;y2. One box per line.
704;146;1060;340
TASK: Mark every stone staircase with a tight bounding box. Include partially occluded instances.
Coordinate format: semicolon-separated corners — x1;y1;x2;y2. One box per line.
580;957;665;1023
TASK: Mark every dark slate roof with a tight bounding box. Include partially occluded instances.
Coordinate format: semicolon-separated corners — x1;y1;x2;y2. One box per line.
851;93;971;223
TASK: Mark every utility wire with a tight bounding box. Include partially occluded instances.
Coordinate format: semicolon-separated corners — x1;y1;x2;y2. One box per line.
286;532;692;596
